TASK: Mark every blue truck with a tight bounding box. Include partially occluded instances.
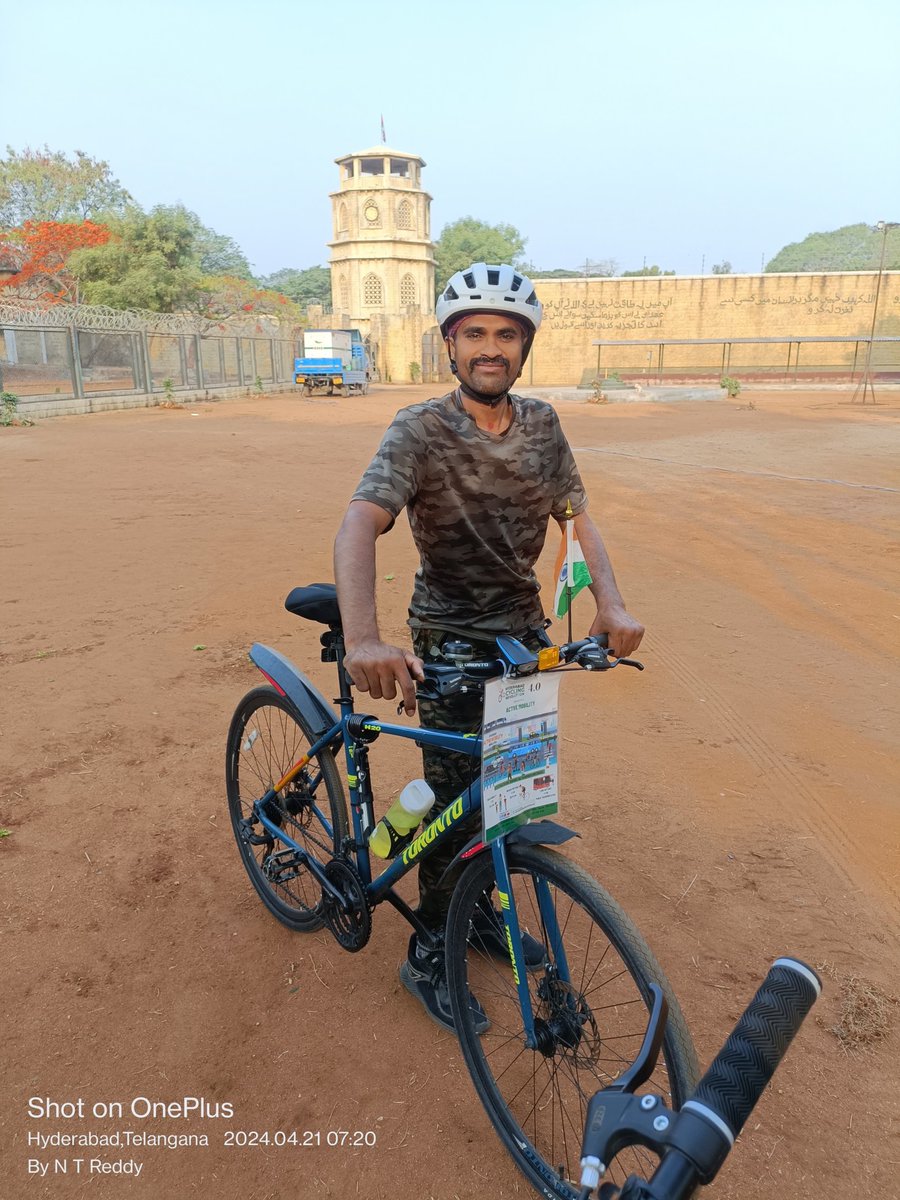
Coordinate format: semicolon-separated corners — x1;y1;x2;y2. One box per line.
294;329;370;396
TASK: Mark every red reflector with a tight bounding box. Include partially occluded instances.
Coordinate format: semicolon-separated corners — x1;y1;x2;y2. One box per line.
259;669;286;697
461;842;485;860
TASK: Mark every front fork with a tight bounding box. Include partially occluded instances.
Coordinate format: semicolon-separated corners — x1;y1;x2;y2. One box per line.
490;838;571;1050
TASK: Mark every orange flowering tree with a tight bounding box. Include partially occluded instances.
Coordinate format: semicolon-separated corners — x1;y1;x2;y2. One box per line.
0;220;111;303
193;274;304;331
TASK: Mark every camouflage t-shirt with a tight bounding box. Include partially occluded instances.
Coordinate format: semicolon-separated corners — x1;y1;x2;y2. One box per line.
352;390;588;637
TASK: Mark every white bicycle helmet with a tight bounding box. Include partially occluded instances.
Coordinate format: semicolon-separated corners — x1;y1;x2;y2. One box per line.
436;263;542;361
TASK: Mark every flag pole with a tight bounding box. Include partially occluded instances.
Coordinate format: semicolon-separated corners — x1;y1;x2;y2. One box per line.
565;500;574;643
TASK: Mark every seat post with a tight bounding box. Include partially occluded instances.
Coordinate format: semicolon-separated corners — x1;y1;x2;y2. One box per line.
321;628;352;704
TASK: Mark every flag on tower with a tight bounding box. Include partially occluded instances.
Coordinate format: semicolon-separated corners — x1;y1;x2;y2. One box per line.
553;504;592;618
380;115;386;143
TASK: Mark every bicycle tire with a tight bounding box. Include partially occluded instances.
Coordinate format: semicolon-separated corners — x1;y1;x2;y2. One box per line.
445;845;699;1199
226;686;347;931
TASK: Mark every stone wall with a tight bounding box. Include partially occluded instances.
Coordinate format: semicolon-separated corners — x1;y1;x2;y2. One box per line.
520;271;900;385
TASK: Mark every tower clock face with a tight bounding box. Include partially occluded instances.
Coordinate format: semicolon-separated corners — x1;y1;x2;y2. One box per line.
364;203;379;223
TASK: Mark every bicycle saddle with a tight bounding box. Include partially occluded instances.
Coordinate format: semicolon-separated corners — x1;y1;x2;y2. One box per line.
284;583;342;628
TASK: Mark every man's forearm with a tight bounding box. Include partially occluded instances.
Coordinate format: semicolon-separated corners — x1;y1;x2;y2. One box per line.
334;514;382;649
572;512;627;614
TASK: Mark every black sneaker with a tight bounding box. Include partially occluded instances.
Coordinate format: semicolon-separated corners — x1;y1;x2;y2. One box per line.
471;900;546;972
399;934;489;1034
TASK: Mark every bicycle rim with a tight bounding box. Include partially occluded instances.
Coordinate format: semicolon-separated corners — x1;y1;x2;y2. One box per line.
446;845;699;1198
226;687;347;931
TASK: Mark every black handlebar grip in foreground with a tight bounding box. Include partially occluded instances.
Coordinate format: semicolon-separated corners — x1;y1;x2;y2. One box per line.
683;958;821;1146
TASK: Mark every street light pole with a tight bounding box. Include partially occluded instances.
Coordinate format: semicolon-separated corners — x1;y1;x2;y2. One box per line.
852;220;898;404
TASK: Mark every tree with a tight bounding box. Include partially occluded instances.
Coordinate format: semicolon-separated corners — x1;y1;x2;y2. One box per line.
766;223;900;273
67;205;257;314
173;205;252;279
68;205;203;311
0;145;132;226
261;266;332;307
434;217;527;292
193;275;304;328
0;220;111;303
711;261;732;274
621;264;676;277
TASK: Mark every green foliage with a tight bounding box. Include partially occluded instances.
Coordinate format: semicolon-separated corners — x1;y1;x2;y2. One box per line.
720;375;741;397
711;261;733;274
67;205;261;317
621;264;676;277
0;390;33;426
254;375;264;393
68;205;202;311
766;223;900;273
260;266;332;307
162;377;175;402
409;361;421;383
434;217;527;292
0;145;132;225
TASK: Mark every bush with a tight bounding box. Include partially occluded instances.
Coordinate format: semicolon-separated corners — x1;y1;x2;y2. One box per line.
0;391;33;427
720;375;741;398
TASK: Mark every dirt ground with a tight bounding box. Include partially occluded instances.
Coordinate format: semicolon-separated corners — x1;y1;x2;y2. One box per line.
2;384;898;1200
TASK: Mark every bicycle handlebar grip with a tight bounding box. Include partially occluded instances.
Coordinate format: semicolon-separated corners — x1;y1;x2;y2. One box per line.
685;958;821;1143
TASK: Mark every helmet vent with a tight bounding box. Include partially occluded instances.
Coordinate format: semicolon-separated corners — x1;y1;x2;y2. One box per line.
444;285;459;300
526;291;538;306
511;275;522;291
486;268;500;286
463;272;476;288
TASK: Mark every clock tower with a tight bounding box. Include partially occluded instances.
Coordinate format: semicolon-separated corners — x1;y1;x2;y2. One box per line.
328;146;436;380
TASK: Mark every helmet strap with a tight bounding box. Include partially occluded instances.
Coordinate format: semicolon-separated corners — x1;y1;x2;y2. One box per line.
456;379;509;408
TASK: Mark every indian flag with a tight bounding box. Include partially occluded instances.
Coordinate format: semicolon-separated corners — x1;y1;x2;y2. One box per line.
553;517;592;617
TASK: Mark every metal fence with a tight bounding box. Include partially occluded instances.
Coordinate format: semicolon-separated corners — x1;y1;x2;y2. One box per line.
0;300;301;403
588;336;900;384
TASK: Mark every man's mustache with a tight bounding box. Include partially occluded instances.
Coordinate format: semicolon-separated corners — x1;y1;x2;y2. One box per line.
470;356;510;369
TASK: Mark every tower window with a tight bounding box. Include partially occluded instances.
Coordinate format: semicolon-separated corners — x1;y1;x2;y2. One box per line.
363;273;383;307
339;275;349;312
389;159;410;177
360;157;383;176
397;199;413;229
338;203;349;235
400;274;417;306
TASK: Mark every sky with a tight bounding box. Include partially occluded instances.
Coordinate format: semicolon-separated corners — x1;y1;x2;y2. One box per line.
4;0;899;279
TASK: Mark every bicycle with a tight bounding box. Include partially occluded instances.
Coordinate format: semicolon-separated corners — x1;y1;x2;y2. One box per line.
226;582;700;1198
574;956;822;1199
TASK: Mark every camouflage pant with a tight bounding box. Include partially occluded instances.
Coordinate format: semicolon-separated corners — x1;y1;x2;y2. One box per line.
412;625;545;929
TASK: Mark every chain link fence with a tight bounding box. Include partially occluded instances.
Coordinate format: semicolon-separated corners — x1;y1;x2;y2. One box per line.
0;300;301;411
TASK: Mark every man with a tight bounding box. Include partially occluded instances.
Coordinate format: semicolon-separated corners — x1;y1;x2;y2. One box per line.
334;262;643;1029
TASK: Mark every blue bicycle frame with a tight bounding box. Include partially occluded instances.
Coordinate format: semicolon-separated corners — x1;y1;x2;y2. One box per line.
248;683;568;1048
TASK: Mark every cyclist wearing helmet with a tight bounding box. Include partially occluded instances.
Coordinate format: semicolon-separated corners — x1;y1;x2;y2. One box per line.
334;262;643;1030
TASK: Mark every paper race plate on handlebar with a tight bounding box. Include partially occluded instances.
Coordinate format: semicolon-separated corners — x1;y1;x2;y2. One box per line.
481;672;562;842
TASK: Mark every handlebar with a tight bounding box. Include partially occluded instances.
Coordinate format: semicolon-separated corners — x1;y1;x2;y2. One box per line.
578;958;822;1200
414;634;643;705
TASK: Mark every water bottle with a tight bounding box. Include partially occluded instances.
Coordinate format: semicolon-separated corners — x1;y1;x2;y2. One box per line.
368;779;435;859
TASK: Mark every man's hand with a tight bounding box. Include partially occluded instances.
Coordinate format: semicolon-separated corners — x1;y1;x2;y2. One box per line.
589;606;645;659
344;639;425;716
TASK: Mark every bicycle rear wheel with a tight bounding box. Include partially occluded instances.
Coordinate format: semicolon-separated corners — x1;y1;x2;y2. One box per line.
445;845;698;1199
226;686;347;931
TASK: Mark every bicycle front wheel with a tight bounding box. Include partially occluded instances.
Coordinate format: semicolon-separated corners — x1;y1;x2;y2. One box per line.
226;686;347;931
445;844;699;1199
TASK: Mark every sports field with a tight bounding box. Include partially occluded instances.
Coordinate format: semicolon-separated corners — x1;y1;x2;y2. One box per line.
2;384;897;1199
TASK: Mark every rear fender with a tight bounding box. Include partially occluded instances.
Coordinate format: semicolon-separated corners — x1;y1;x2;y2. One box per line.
249;643;338;738
437;819;579;888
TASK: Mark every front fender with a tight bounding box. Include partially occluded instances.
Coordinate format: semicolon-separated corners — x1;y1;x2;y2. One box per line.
249;643;338;738
437;819;580;888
